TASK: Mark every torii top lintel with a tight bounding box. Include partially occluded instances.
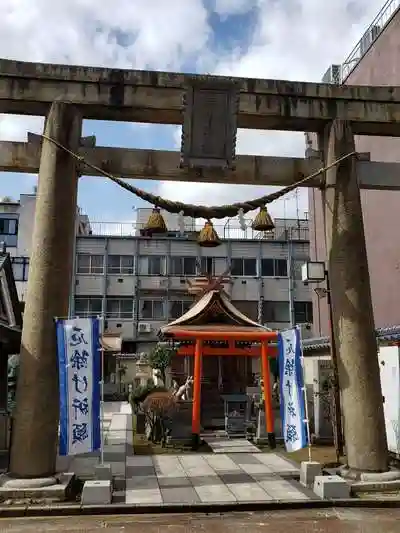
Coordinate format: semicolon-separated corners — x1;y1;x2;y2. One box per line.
1;58;400;135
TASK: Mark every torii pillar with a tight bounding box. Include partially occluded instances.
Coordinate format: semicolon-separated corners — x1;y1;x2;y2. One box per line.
323;119;388;475
8;102;82;480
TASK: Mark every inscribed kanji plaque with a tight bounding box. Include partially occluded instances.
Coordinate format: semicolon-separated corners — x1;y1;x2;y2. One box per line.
180;78;239;170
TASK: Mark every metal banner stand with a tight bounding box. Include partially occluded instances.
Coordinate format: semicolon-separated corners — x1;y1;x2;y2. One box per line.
98;315;105;466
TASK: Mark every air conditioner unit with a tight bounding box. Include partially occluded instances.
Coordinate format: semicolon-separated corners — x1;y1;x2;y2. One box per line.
138;322;152;334
360;25;380;56
321;64;341;85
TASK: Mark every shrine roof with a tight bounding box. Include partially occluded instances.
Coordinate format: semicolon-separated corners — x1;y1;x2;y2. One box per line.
160;289;272;337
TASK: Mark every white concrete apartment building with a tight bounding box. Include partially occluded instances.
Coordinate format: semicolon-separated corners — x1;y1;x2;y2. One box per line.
0;194;313;385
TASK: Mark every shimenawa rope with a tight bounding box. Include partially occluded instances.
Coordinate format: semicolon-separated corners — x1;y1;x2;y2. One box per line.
40;133;356;220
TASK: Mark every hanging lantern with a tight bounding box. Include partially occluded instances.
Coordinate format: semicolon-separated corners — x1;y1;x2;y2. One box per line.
197;220;221;248
251;206;275;232
144;207;167;235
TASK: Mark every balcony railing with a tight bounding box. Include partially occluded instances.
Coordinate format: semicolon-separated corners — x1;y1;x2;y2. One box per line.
83;219;309;242
341;0;400;82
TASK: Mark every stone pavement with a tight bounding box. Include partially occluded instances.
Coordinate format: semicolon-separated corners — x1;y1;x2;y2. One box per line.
56;402;313;506
124;452;312;505
56;401;132;490
204;435;261;454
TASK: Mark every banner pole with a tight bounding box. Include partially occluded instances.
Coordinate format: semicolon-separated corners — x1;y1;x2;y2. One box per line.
297;325;312;462
99;315;105;466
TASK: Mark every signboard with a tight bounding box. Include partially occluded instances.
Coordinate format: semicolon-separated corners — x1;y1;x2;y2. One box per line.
56;317;101;456
180;78;239;170
278;328;308;452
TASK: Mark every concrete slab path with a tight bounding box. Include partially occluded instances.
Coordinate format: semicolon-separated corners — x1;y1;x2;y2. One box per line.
56;402;313;506
124;452;310;505
204;435;261;454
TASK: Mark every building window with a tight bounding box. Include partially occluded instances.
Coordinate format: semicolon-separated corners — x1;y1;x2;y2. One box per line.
198;257;215;276
107;255;134;274
140;299;165;320
261;258;288;277
169;256;197;276
106;298;134;318
74;297;103;317
140;255;165;275
231;258;257;276
134;377;141;389
11;257;30;281
76;254;104;274
294;301;313;323
169;300;192;319
0;218;18;235
262;301;290;323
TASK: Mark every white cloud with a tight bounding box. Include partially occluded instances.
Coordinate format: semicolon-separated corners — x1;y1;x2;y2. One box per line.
157;0;387;219
0;0;210;69
0;0;390;221
0;115;44;141
0;0;210;144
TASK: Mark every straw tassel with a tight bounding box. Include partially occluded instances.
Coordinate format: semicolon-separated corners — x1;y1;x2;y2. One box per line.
251;206;274;232
197;220;221;247
144;207;167;235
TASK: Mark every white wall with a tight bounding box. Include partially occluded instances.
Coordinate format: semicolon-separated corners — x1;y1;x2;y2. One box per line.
16;195;36;256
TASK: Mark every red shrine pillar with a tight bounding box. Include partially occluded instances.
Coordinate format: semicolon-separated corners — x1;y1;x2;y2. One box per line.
261;340;276;448
192;338;203;448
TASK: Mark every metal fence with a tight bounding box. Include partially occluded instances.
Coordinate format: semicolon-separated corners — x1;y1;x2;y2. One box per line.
84;219;309;242
341;0;400;82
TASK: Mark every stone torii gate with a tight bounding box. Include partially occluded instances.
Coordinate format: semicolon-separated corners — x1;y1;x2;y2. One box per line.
1;58;399;483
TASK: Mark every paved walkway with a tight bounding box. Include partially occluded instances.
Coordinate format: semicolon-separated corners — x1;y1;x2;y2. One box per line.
124;452;311;505
204;435;261;454
56;401;132;487
56;402;313;505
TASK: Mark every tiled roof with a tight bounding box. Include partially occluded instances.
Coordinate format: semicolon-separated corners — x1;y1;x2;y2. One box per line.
303;325;400;351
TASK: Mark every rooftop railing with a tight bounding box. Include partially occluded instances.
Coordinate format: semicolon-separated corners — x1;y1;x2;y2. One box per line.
341;0;400;82
82;219;309;242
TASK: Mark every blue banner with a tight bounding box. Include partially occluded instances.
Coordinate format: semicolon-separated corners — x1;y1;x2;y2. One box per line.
56;317;101;456
278;327;307;452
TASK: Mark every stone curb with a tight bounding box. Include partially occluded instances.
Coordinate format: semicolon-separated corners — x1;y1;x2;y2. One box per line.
0;498;400;518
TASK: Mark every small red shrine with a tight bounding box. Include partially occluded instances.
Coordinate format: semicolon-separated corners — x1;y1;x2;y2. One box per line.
159;287;278;445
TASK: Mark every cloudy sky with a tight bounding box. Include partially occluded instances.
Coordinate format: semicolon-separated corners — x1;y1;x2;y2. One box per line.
0;0;386;225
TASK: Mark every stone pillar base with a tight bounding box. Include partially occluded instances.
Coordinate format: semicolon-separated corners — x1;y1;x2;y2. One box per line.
340;464;398;482
1;475;57;489
0;473;75;501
